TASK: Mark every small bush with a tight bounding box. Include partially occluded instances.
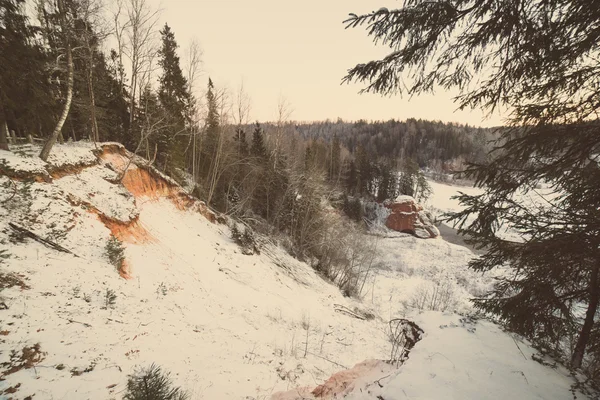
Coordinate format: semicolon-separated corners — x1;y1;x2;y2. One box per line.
230;223;258;255
124;363;188;400
342;195;363;222
410;280;457;312
0;249;9;263
104;288;117;309
105;235;125;271
156;282;167;298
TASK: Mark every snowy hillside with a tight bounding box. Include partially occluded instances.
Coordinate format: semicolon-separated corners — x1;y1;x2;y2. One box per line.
0;143;593;399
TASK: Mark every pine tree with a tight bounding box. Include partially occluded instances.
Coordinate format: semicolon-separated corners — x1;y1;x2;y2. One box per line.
157;23;191;172
199;78;219;180
250;122;269;218
233;128;248;158
327;134;341;183
376;162;397;202
344;0;600;370
355;146;371;196
0;0;52;149
250;122;267;159
343;159;358;195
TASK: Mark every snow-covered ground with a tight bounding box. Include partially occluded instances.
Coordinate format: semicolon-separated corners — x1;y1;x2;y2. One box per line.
425;180;484;216
0;144;593;399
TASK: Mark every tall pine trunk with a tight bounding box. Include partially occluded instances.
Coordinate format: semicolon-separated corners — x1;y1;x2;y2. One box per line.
571;263;600;369
39;0;73;161
86;41;99;143
0;94;8;151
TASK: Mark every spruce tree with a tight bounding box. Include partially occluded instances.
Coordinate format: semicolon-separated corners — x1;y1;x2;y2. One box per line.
344;160;358;195
199;78;220;180
355;146;371;196
0;0;48;148
0;0;57;148
250;122;267;160
157;23;191;172
250;122;269;217
327;134;341;182
344;0;600;370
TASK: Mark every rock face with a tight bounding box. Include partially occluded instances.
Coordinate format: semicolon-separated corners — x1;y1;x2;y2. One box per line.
385;195;440;238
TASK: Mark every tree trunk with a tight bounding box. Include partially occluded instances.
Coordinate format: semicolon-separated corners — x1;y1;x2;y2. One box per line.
88;54;99;143
0;122;8;151
571;263;600;369
0;96;8;151
40;0;73;161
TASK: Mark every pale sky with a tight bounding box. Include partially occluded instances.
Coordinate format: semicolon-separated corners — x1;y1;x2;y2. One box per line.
151;0;504;127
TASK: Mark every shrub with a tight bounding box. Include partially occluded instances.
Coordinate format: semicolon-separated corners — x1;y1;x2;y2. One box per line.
230;223;258;255
124;363;188;400
410;280;457;312
104;288;117;309
105;235;125;271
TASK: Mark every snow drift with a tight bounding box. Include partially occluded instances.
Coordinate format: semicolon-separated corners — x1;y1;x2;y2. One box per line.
0;142;594;400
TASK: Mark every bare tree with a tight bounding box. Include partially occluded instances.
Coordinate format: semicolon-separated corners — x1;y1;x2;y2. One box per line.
111;0;128;93
206;87;231;206
122;0;160;127
39;0;74;161
183;38;204;185
77;0;108;144
118;83;166;181
184;38;203;96
233;80;251;127
271;94;293;167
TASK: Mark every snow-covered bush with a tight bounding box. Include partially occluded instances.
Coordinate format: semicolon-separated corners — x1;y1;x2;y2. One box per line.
104;235;125;271
104;289;117;309
410;280;457;312
230;223;258;255
314;218;379;298
124;363;188;400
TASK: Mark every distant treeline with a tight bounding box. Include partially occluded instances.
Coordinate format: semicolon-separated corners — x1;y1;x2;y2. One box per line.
286;118;499;173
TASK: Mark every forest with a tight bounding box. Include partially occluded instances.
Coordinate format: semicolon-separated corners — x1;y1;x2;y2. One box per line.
1;0;600;395
0;0;491;228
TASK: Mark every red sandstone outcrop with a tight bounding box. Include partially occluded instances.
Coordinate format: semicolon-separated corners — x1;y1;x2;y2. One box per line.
385;195;440;238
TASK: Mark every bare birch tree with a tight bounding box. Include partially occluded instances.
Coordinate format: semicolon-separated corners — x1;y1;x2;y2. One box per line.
272;94;293;163
183;38;203;184
77;0;108;144
39;0;74;161
206;87;231;206
122;0;160;127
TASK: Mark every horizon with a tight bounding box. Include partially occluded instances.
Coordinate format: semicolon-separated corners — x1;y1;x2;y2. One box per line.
144;0;505;128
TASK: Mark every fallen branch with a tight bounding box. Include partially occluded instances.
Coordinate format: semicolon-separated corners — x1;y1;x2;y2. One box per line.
63;317;92;328
8;222;78;257
375;373;392;388
1;177;17;204
304;350;348;369
333;304;366;320
512;335;528;360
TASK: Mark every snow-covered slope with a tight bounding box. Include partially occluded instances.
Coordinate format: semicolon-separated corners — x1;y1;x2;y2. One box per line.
0;144;593;400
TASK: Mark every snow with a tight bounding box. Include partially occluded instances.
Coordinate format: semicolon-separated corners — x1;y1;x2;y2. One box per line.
425;180;483;217
0;148;48;175
393;194;416;204
45;141;98;168
54;166;138;223
344;312;584;400
0;145;594;400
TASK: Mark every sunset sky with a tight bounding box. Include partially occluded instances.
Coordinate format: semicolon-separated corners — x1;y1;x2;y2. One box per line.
148;0;505;126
